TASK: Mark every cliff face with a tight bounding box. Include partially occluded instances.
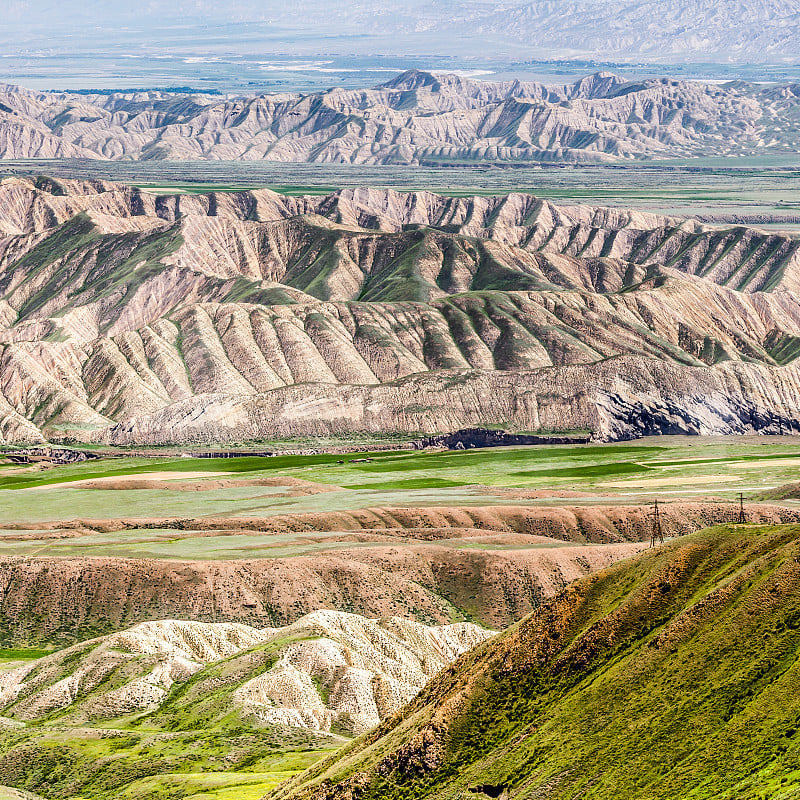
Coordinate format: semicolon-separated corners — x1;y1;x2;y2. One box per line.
1;177;800;444
1;70;800;164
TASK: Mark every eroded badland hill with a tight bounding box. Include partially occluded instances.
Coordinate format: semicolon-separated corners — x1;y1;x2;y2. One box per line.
1;71;800;163
1;177;800;444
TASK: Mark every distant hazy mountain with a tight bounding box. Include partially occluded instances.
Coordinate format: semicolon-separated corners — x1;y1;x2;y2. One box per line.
1;70;799;163
473;0;800;63
4;0;800;64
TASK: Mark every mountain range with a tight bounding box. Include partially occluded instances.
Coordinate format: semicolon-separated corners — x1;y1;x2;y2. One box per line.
470;0;800;63
1;70;800;163
3;176;800;444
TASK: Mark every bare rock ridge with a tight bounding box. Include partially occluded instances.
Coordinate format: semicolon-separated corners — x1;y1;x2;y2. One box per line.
0;611;494;736
1;70;800;163
2;178;800;443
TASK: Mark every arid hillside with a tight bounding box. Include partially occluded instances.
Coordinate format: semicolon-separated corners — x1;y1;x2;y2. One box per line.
0;608;492;800
1;501;797;646
1;70;800;163
2;177;800;444
0;611;493;736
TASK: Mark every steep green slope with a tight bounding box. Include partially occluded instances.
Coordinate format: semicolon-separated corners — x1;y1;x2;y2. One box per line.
276;525;800;800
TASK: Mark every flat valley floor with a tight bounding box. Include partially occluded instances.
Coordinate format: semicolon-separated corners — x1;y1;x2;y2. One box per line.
3;435;800;800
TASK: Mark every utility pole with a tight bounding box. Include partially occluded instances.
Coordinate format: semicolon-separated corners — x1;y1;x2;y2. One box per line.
651;498;664;548
736;492;747;524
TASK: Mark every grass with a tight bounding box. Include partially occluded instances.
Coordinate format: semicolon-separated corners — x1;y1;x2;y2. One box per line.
4;436;800;529
280;524;800;800
6;160;800;222
117;771;296;799
0;724;336;800
0;629;342;800
0;649;50;662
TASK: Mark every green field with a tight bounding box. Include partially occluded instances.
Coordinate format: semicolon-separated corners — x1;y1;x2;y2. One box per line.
4;159;800;225
2;437;800;532
0;725;336;800
0;435;799;562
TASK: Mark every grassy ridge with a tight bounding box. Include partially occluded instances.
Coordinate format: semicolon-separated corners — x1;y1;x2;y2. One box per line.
0;728;333;800
0;637;337;799
279;524;800;800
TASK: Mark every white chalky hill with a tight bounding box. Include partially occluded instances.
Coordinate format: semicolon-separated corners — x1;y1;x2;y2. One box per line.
0;611;494;736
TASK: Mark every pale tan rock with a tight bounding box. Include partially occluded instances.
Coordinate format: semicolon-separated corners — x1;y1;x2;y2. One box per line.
0;179;798;443
0;612;493;733
1;72;798;164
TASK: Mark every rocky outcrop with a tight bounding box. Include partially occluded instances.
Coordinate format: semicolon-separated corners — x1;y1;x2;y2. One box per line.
90;358;800;445
4;447;94;464
1;70;800;164
233;612;493;735
413;429;591;449
0;611;494;735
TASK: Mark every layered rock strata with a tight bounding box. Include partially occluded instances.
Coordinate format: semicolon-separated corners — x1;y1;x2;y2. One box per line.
0;612;493;735
0;502;796;644
1;70;799;163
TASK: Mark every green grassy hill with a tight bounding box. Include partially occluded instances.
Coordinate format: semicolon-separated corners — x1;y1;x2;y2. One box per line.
275;524;800;800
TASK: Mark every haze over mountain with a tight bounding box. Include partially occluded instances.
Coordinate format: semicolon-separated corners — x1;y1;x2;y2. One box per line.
4;1;800;65
1;71;799;163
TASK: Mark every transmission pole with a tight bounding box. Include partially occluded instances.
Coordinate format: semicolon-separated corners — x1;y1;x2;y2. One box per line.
736;492;747;524
651;498;664;548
